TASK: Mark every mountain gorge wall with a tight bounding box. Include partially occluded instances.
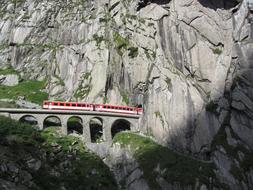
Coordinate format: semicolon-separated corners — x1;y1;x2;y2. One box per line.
1;0;253;189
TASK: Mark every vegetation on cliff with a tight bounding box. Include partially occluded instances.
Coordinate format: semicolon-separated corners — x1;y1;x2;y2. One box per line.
0;80;48;104
0;116;117;190
113;132;228;189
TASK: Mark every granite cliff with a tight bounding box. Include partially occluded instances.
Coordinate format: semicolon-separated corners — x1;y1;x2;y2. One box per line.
1;0;253;189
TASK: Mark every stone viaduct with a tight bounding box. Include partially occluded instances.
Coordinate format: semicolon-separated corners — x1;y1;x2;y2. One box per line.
0;108;141;143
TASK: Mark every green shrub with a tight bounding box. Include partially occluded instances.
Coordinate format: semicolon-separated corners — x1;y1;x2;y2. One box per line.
128;47;138;58
113;32;129;56
206;101;218;114
212;48;222;55
93;34;105;47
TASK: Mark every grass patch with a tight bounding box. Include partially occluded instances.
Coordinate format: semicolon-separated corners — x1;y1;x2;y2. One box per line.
0;65;19;75
113;132;224;189
0;80;48;104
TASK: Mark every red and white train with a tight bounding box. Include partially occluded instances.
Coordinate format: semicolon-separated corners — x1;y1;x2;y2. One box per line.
43;101;143;115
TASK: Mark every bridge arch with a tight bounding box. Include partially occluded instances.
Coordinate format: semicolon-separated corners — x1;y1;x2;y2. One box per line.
89;117;103;143
67;116;83;135
111;119;131;138
43;116;61;129
19;115;38;126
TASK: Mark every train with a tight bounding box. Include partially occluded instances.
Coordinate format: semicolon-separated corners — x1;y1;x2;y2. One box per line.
42;101;143;115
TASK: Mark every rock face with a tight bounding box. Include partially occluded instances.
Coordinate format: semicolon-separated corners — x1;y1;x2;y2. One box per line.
1;0;253;189
87;143;150;190
0;74;19;86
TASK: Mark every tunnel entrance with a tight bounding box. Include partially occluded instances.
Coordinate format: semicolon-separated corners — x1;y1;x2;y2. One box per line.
90;117;103;143
19;115;38;126
111;119;131;138
67;116;83;135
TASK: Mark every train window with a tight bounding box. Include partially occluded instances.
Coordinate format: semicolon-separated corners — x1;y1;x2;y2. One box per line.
77;104;81;107
72;104;76;107
66;103;70;106
44;102;48;105
60;103;64;106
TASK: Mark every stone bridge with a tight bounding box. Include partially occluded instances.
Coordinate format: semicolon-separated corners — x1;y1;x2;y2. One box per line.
0;108;141;143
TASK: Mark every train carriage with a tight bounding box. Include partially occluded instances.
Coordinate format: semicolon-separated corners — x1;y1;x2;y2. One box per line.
43;101;93;111
43;101;143;115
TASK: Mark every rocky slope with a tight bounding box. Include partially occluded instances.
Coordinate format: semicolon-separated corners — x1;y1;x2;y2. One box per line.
0;116;117;190
1;0;253;189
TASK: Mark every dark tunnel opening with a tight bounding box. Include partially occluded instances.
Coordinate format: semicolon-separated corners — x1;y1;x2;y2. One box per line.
19;115;38;126
67;116;83;135
111;119;131;138
43;116;61;129
90;117;103;143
